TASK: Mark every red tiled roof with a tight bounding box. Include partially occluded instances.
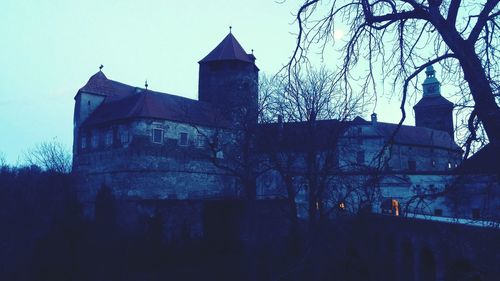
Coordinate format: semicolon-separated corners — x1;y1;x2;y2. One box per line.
199;33;253;63
79;72;229;128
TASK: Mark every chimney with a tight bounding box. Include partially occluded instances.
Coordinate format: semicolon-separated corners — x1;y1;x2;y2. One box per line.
371;112;378;125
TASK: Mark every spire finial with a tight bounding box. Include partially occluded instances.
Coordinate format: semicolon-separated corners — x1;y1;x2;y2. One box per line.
145;80;148;89
229;26;232;33
99;64;104;71
251;49;254;54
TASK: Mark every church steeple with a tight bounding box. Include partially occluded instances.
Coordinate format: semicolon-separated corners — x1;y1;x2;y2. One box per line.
414;64;454;140
422;65;441;96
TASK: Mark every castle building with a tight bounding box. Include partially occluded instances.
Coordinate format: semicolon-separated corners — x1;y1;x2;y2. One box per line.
73;32;473;220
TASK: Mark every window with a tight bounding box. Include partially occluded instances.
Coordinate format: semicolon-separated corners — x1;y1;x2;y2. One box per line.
408;160;417;172
391;199;400;216
216;150;224;159
447;161;452;169
81;136;87;149
120;128;129;144
434;209;443;216
105;130;113;146
431;160;436;167
179;132;188;146
91;133;99;148
196;133;205;148
338;201;346;210
152;124;164;144
472;208;480;219
356;151;365;164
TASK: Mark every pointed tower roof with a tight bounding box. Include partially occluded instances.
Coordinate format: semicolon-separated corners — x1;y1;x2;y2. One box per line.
199;32;253;63
79;70;111;95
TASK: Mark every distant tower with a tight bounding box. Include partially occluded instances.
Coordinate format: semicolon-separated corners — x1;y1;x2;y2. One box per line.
198;31;259;125
414;65;454;140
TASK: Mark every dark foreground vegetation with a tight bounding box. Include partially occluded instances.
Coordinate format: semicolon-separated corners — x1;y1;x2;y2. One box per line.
1;165;499;281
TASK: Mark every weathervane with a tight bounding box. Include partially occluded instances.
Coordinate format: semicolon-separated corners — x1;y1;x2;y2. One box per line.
99;64;104;71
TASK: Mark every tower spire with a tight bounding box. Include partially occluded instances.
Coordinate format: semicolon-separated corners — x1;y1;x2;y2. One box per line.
422;64;440;96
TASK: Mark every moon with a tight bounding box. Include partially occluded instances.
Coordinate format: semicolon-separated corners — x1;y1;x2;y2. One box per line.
333;29;345;40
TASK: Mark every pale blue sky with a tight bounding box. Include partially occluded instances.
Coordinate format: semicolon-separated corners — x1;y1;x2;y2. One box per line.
0;0;445;164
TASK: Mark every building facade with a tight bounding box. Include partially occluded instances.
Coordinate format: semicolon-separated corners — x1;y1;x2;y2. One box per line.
74;32;495;222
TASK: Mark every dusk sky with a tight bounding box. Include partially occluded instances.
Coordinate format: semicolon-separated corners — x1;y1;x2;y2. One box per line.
0;0;452;164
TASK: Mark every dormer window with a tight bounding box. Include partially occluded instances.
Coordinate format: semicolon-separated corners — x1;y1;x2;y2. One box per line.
179;132;189;146
152;124;164;144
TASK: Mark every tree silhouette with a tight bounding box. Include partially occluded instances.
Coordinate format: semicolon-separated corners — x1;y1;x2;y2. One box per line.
290;0;500;154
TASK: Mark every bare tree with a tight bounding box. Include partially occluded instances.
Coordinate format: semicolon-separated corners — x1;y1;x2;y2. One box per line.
289;0;500;155
261;66;364;231
24;139;72;173
0;151;6;168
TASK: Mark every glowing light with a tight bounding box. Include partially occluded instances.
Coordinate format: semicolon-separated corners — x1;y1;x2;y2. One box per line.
333;29;345;40
339;202;345;209
392;199;400;216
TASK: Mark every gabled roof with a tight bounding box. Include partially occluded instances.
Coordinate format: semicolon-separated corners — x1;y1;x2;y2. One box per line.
79;73;229;128
199;32;254;63
414;95;453;109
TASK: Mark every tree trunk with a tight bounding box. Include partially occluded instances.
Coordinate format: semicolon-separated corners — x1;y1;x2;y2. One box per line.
436;23;500;143
458;54;500;143
284;175;301;255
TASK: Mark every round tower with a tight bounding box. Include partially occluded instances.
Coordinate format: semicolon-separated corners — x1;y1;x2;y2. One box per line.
198;31;259;125
414;65;454;140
